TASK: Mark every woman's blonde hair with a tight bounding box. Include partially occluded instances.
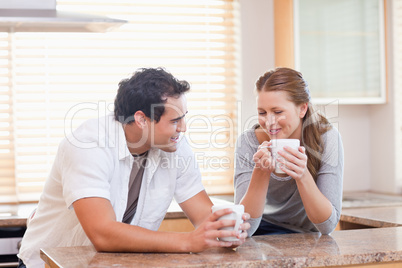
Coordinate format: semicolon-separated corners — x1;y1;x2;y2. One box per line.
256;67;331;180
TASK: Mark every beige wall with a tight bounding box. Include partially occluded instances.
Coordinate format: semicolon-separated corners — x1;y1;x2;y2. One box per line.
239;0;399;193
239;0;275;130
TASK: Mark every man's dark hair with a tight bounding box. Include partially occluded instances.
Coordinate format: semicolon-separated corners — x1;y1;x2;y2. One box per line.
114;67;190;124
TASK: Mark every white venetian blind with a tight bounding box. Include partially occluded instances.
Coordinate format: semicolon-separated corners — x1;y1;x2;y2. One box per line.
0;0;240;203
394;0;402;190
0;32;16;203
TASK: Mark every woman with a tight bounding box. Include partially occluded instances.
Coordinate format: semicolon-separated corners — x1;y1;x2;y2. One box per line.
234;67;344;235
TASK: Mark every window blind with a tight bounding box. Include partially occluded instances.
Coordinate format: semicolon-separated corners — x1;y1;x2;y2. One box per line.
0;0;239;203
0;32;16;203
394;0;402;188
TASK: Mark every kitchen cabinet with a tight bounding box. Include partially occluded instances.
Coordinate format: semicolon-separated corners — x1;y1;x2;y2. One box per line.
158;218;194;232
274;0;387;104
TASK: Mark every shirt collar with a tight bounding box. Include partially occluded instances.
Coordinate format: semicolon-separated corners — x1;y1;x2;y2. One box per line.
110;115;161;161
108;116;132;160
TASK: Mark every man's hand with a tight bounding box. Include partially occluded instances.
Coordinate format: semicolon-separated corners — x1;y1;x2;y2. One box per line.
183;209;250;253
179;190;250;252
74;193;250;253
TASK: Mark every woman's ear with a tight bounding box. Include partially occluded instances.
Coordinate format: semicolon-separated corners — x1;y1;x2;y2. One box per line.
133;111;147;128
299;103;308;118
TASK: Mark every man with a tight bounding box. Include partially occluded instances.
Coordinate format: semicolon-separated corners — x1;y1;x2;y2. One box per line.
18;68;250;267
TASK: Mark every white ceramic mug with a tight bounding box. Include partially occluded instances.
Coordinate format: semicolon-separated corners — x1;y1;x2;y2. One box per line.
211;204;244;242
270;139;300;174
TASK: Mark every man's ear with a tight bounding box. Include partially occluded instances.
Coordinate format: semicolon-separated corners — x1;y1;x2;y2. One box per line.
133;111;147;128
299;103;308;118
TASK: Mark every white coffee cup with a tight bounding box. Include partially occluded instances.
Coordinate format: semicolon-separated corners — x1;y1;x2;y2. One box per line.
270;139;300;174
211;204;244;242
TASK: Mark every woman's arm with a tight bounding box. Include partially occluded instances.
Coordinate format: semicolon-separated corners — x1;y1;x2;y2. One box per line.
239;167;271;218
234;132;274;235
234;177;262;236
313;128;344;233
236;136;275;218
277;128;344;234
295;165;333;224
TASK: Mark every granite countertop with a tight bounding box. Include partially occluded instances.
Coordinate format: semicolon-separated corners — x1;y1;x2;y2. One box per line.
8;193;402;266
40;226;402;267
341;206;402;228
342;191;402;208
340;192;402;228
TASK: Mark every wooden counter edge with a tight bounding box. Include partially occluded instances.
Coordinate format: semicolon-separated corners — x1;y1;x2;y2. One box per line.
340;213;402;229
40;248;62;268
0;218;27;228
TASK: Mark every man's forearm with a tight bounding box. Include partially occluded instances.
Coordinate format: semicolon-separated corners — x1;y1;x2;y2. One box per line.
92;222;191;253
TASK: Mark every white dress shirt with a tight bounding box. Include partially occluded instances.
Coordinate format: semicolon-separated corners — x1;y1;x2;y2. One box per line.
18;114;204;267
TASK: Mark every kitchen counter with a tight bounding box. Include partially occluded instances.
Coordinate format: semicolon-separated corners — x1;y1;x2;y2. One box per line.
341;206;402;228
0;203;36;228
7;193;402;267
0;197;232;227
40;226;402;267
4;192;402;227
339;192;402;229
342;192;402;208
3;194;402;229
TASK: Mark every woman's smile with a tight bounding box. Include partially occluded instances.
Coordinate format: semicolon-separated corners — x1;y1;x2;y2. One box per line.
268;128;281;135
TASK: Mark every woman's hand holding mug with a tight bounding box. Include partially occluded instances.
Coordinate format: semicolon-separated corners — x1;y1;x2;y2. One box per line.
253;141;275;173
